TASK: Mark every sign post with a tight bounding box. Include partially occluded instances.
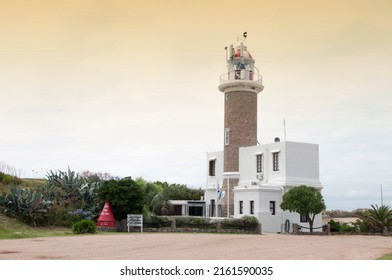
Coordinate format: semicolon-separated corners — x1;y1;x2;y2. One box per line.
127;214;143;233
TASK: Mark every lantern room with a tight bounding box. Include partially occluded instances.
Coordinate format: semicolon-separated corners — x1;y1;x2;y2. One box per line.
226;42;255;80
218;42;263;94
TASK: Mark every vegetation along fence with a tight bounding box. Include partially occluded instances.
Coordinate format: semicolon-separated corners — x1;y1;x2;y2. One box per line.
112;215;262;234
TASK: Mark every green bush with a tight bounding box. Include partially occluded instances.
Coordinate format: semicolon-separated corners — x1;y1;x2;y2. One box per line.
328;219;341;232
328;219;355;233
221;216;260;231
47;207;97;227
352;219;374;233
0;172;23;185
175;216;213;229
72;219;96;234
46;208;73;227
0;173;13;184
144;214;172;228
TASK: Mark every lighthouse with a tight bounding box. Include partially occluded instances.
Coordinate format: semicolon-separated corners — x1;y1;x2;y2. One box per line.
204;35;322;232
218;38;264;216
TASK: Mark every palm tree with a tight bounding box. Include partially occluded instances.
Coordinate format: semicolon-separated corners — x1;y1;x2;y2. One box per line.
360;204;392;232
150;192;173;215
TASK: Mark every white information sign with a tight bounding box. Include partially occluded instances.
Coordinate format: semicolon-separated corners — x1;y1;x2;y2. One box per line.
127;214;143;232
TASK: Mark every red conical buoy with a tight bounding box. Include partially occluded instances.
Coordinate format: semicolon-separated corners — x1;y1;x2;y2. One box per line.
97;201;116;228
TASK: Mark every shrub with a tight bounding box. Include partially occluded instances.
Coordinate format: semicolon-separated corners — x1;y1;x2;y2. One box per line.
328;219;355;233
46;208;73;227
144;214;172;228
221;216;260;231
68;208;96;223
72;219;96;234
175;216;213;229
0;172;23;185
328;219;341;232
0;173;13;184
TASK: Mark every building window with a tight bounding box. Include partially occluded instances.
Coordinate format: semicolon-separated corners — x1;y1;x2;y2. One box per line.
209;160;216;176
210;199;215;217
224;128;230;146
250;201;254;215
269;201;276;215
272;152;279;171
239;201;243;214
300;214;308;223
256;154;263;173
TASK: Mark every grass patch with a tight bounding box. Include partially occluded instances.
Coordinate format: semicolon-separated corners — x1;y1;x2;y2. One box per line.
21;178;47;189
0;178;47;194
0;182;9;193
0;213;72;239
378;252;392;260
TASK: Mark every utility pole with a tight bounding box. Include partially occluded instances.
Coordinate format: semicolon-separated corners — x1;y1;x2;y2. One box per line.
381;184;384;207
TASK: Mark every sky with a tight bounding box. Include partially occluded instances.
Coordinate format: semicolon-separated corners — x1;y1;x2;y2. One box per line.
0;0;391;211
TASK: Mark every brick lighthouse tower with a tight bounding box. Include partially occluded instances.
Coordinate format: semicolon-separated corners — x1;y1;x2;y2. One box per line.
218;35;264;216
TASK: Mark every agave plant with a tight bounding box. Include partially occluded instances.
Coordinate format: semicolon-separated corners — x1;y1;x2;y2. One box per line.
3;185;53;226
46;167;102;209
80;181;102;209
46;167;85;198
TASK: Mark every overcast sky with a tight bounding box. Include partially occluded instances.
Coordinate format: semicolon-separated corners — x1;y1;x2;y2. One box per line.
1;0;391;211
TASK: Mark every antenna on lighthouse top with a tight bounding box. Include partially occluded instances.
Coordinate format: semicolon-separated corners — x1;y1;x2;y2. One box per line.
236;32;248;43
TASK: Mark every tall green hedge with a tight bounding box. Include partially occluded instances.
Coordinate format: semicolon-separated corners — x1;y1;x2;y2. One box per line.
221;216;259;231
142;215;260;232
175;216;214;229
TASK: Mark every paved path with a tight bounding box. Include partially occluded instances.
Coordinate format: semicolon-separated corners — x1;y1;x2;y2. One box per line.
0;233;391;260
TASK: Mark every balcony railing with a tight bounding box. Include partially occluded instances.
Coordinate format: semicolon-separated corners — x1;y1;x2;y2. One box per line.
220;70;263;85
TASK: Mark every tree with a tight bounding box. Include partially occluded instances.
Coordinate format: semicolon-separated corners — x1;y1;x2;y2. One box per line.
97;177;145;220
161;182;204;201
280;185;326;232
357;204;392;232
150;192;173;215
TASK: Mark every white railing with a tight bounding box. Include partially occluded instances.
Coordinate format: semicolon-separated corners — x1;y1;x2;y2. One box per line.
220;70;263;85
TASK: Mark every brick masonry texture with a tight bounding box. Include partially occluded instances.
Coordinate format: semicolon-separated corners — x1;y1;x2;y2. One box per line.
224;90;257;173
222;178;238;216
222;90;257;216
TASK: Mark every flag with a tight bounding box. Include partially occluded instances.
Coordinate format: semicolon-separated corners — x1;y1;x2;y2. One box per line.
216;180;225;205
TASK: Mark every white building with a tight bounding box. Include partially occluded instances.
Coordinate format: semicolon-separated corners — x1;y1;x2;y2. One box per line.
204;36;323;233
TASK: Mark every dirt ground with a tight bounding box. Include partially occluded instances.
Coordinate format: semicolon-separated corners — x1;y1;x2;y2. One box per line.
0;233;391;260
